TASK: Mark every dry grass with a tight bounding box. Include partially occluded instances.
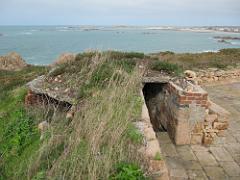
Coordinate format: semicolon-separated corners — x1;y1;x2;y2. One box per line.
150;48;240;71
27;53;147;180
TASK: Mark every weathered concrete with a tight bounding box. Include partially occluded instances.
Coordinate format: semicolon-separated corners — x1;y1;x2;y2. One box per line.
157;82;240;179
143;78;230;145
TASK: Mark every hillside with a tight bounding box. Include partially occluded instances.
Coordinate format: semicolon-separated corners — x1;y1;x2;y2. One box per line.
0;49;240;179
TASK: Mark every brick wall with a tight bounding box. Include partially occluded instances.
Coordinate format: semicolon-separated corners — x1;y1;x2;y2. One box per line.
143;79;230;145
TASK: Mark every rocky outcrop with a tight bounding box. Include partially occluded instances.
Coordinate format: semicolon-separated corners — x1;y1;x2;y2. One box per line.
0;52;27;71
52;53;76;66
196;68;240;85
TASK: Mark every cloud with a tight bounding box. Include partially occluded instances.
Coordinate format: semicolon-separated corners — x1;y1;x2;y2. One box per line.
0;0;239;25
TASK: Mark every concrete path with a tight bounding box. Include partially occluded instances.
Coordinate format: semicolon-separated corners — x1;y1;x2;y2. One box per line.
157;82;240;180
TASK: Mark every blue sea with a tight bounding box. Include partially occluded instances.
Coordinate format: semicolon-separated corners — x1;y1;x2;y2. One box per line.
0;26;240;65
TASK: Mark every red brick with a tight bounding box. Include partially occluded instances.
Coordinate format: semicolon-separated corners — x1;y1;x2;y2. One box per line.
186;92;195;96
193;93;202;96
178;96;187;101
195;96;204;100
187;96;195;100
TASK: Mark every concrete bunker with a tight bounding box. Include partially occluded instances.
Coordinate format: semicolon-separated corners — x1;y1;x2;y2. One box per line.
142;78;230;145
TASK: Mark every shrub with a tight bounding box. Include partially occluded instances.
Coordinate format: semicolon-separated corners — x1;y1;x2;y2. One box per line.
126;124;143;144
160;51;175;56
110;162;147;180
154;152;161;161
113;59;137;73
151;61;183;75
90;62;114;88
108;51;144;59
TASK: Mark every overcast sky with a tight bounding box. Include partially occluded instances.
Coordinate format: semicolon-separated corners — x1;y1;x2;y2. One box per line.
0;0;239;25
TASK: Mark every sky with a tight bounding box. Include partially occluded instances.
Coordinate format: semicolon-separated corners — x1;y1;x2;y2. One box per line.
0;0;239;26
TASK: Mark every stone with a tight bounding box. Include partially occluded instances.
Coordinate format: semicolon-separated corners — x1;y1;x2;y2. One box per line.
176;146;197;161
205;114;218;123
210;147;234;161
217;130;225;137
191;145;209;152
165;157;185;170
169;168;188;179
194;151;218;166
157;132;172;144
145;127;156;141
160;143;178;157
204;166;228;180
202;133;214;145
191;133;203;144
182;160;202;170
66;106;76;120
146;140;161;158
187;169;208;180
193;123;204;133
38;121;49;140
213;122;229;130
38;121;48;132
184;70;197;79
174;122;191;145
219;161;240;176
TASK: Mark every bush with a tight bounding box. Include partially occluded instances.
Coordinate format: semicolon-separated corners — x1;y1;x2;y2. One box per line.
151;61;183;75
113;59;137;73
126;124;143;144
108;51;145;59
160;51;175;56
154;152;161;161
110;162;147;180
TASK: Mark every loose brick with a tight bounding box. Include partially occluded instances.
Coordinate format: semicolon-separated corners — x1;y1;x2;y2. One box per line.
213;122;229;130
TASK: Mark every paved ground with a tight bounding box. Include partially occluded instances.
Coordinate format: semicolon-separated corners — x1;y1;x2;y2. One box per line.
157;82;240;180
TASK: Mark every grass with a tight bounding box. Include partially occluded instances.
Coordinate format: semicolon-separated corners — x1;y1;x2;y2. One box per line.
3;48;238;179
42;56;147;179
0;66;48;179
0;52;147;179
150;48;240;71
151;61;183;75
154;152;162;161
110;162;147;180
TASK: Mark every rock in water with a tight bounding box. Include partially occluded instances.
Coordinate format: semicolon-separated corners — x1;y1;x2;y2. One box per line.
0;52;27;71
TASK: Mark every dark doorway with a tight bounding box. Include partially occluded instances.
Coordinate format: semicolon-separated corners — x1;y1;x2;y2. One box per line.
142;83;167;132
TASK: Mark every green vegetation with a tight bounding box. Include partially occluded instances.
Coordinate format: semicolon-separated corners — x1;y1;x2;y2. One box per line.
2;49;239;179
150;48;240;71
151;61;183;75
110;162;147;180
0;66;47;179
154;152;162;161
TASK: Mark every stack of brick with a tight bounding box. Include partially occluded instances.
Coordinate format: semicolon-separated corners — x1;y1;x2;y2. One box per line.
25;90;45;106
197;68;240;85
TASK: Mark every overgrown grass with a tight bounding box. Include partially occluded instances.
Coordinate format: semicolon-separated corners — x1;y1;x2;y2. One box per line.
151;61;183;75
0;66;48;179
110;162;147;180
151;48;240;71
13;53;148;179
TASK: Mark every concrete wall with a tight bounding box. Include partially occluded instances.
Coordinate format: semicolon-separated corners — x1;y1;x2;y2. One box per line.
143;79;230;145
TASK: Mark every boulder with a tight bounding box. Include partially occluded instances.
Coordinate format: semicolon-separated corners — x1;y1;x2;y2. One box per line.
38;121;49;140
0;52;27;71
184;70;197;79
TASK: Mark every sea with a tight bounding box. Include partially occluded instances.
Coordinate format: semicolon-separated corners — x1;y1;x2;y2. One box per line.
0;26;240;65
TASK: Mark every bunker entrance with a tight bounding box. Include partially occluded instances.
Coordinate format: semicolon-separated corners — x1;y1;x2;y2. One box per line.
142;83;167;132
